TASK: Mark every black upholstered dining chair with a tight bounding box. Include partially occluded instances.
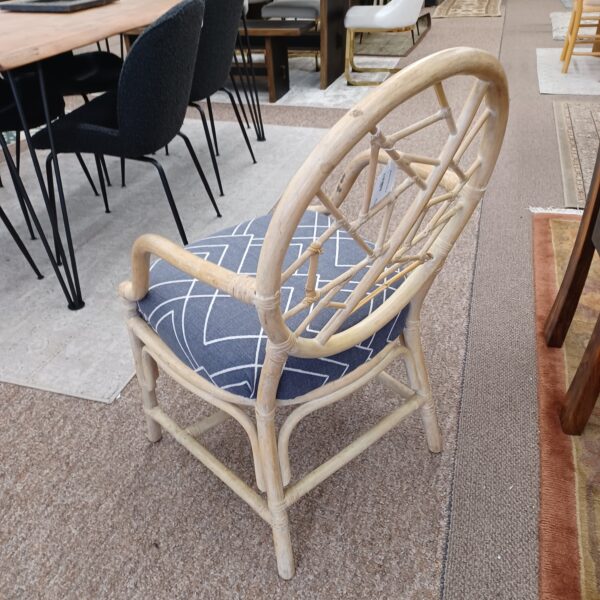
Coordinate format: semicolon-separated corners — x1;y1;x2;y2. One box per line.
32;0;220;246
188;0;255;197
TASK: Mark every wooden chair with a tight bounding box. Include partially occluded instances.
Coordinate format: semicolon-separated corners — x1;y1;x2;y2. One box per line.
560;0;600;73
545;150;600;435
119;47;508;578
344;0;426;85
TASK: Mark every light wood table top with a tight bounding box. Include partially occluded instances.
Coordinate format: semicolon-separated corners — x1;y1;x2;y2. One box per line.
0;0;181;71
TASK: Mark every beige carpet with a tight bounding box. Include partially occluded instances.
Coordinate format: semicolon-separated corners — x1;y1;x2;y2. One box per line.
433;0;501;18
0;0;562;597
554;101;600;208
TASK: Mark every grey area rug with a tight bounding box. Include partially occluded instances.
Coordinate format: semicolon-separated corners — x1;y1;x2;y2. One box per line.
536;47;600;95
554;101;600;208
0;120;325;402
433;0;501;18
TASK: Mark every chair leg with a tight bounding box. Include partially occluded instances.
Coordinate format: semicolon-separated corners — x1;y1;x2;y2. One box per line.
403;322;442;453
120;156;126;188
15;131;20;174
75;152;99;197
561;8;576;61
93;154;110;213
100;155;112;187
560;313;600;435
1;138;35;240
135;155;189;245
562;3;582;73
165;144;169;156
0;202;43;279
221;88;257;164
206;98;219;156
545;149;600;346
255;355;295;580
229;72;250;130
191;102;224;196
345;29;353;84
176;132;222;218
129;332;162;442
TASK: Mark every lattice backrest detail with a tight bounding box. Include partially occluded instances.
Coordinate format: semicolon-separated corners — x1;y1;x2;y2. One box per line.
255;47;509;359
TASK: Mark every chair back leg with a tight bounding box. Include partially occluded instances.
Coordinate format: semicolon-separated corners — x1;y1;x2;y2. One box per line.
176;131;222;218
255;353;295;580
135;155;189;245
0;203;43;279
191;102;225;196
221;88;257;164
93;154;110;213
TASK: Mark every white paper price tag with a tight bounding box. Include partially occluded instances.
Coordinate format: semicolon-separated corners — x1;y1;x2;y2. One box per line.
370;160;397;207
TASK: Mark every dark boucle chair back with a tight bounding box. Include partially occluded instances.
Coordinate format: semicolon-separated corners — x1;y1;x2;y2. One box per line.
189;0;244;102
117;0;205;156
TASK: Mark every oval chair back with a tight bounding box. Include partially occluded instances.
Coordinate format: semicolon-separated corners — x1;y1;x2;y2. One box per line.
255;46;508;365
117;0;205;156
189;0;245;101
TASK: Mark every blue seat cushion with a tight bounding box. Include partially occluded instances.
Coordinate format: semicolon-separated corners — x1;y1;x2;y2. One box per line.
138;211;409;400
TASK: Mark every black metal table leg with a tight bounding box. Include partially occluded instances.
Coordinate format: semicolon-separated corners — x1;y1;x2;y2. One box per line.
5;66;85;309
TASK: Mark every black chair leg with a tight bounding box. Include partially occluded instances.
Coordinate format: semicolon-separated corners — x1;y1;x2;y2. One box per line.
120;156;126;187
206;97;219;156
135;155;189;245
1;138;35;240
75;153;99;197
45;153;65;265
191;102;224;196
100;155;112;187
15;131;21;173
94;154;110;213
222;88;256;164
0;203;43;279
229;73;250;130
176;132;222;219
241;13;266;141
165;144;169;156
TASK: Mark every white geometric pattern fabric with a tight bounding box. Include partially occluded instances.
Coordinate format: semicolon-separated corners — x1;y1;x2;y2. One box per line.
138;211;408;400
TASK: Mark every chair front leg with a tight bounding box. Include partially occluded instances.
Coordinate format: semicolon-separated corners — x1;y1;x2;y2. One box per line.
128;328;162;443
255;352;295;579
403;321;442;453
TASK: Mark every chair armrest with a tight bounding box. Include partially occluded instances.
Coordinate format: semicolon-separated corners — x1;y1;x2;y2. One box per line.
118;233;256;304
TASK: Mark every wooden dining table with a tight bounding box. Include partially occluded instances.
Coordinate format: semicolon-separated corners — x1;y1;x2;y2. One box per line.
0;0;182;309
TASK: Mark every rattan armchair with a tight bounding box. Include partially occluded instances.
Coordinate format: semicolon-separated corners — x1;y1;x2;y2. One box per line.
119;46;508;579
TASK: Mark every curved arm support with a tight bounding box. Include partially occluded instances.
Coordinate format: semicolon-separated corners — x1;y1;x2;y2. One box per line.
277;341;408;485
118;233;256;304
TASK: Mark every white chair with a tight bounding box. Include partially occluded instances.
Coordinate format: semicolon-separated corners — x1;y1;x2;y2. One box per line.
344;0;426;85
119;47;508;579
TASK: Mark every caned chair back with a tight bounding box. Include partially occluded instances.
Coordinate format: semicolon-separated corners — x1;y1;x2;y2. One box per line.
255;46;508;361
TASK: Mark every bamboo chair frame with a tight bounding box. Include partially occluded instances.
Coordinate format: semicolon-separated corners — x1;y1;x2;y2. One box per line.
560;0;600;73
119;47;508;579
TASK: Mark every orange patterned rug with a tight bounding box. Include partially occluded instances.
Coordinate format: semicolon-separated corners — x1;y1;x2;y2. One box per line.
533;213;600;600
